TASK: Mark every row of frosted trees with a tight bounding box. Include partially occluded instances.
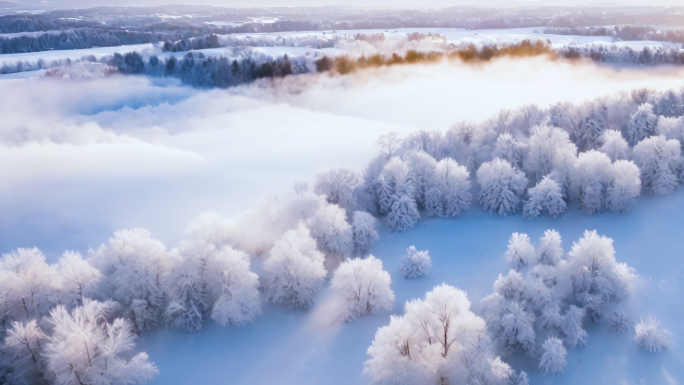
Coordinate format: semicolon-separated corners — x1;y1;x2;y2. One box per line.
327;87;684;232
0;183;393;385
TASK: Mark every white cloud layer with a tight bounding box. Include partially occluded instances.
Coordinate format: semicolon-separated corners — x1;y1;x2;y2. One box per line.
2;56;684;258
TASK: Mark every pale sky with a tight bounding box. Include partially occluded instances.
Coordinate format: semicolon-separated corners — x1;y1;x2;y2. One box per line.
8;0;682;9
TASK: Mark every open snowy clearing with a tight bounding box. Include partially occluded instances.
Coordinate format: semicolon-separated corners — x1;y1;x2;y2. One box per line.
138;189;684;385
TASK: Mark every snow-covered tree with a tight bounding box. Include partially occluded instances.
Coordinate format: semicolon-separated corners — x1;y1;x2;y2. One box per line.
524;125;577;190
377;131;402;160
492;133;525;169
90;229;175;333
477;158;528;216
163;258;207;333
400;246;432;279
314;168;362;213
633;135;683;195
656;115;684;143
406;151;438;207
611;310;629;334
536;230;563;266
331;256;394;322
607;160;641;212
207;247;260;327
599;129;629;161
0;320;49;385
492;270;526;300
44;300;158;385
0;248;59;327
425;158;472;218
57;251;101;308
366;284;512;385
307;204;353;256
351;211;380;256
387;195;420;232
561;305;587;348
635;315;671;353
263;224;326;309
482;292;536;357
626;103;658;145
576;103;607;151
538;337;566;375
564;230;635;321
505;233;535;269
571;150;613;215
523;177;567;219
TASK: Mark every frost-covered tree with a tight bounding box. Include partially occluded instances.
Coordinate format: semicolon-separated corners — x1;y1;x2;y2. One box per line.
425;158;472;218
561;305;587;347
307;204;353;256
635;315;671;353
652;89;683;118
387;195;420;232
0;248;59;326
492;133;525;169
611;310;629;334
477;158;528;216
564;230;635;321
90;229;175;333
656;115;684;143
0;320;49;385
633;135;683;195
577;103;607;151
207;247;260;327
607;160;641;212
599;130;629;161
626;103;658;145
406;151;438;207
536;230;563;266
377;131;402;160
524;125;577;190
377;157;417;219
400;246;432;279
351;211;380;256
538;337;566;375
44;300;158;385
163;258;207;333
331;256;394;322
571;150;613;215
314;168;362;214
263;224;326;309
57;251;101;308
482;293;536;357
505;233;535;269
366;284;513;385
523;177;567;219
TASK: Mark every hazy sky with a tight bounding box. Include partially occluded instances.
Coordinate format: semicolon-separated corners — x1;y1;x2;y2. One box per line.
8;0;682;9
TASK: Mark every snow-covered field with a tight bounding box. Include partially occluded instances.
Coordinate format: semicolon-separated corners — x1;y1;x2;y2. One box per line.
138;190;684;385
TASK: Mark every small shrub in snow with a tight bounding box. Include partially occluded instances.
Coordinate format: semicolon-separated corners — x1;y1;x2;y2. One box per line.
330;256;394;322
351;211;380;256
635;315;671;353
263;224;326;310
400;246;432;279
505;233;535;269
539;337;567;375
523;176;567;219
477;158;528;216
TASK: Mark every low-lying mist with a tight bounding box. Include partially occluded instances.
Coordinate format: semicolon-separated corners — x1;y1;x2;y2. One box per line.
2;55;684;258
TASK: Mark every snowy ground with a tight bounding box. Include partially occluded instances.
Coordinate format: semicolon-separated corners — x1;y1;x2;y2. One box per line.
138;190;684;385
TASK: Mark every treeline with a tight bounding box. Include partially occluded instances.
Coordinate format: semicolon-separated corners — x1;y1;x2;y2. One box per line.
559;44;684;65
315;39;553;74
544;25;684;44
